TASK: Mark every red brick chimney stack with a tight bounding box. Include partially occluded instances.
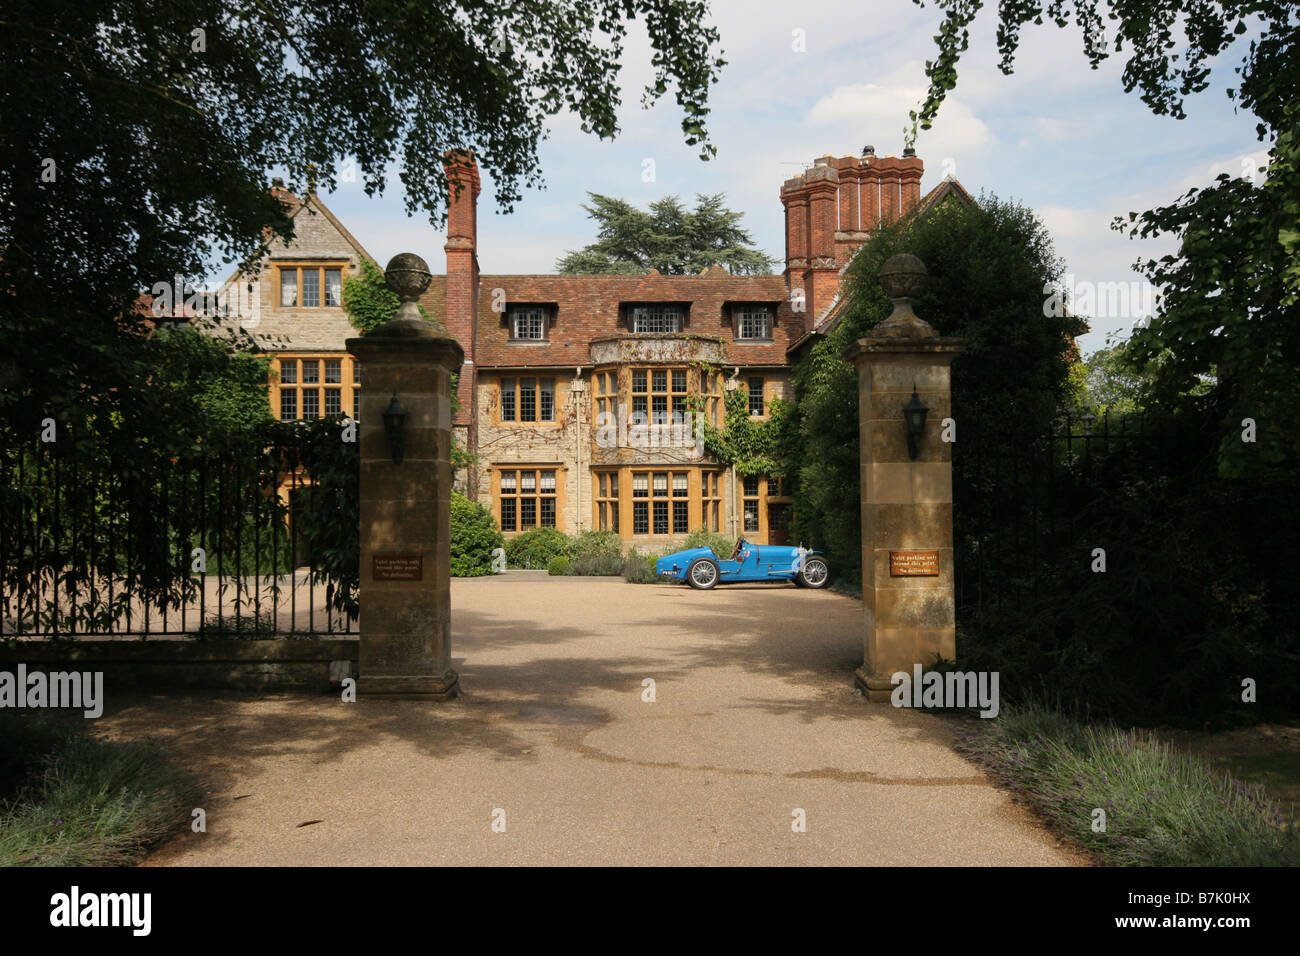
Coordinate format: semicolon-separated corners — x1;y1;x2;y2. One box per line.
443;150;480;432
781;178;809;279
779;150;925;323
880;164;900;223
860;171;880;234
839;162;862;233
898;147;923;211
803;157;840;322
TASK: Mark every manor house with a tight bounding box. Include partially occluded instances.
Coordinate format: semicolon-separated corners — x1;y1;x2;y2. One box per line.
207;149;972;546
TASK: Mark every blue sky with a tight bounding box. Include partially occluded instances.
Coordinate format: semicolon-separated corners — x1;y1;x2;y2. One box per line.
259;0;1266;356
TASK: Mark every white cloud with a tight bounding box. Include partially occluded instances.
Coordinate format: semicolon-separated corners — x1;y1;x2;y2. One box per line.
1177;151;1272;191
1033;117;1079;143
197;0;1267;360
1038;142;1263;354
807;83;993;160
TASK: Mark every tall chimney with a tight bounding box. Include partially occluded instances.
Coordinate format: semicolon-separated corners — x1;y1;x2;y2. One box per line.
781;177;810;278
803;162;840;321
443;150;480;469
781;151;927;324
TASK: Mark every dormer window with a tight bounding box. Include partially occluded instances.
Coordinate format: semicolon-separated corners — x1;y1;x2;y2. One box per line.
630;304;684;333
509;305;548;341
734;304;774;341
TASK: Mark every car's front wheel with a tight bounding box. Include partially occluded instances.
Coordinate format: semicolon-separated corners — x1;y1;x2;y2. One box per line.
797;556;830;589
687;557;720;590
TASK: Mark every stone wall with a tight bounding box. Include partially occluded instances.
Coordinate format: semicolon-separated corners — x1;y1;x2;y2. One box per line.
474;372;587;531
0;640;359;692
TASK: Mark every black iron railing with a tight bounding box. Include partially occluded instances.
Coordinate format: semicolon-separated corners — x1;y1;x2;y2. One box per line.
953;405;1187;615
0;419;358;639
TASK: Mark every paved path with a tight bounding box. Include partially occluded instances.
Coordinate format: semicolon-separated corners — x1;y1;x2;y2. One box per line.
103;574;1082;865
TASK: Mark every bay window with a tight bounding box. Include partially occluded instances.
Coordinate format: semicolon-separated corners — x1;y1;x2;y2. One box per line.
631;470;691;536
595;471;619;532
629;367;689;424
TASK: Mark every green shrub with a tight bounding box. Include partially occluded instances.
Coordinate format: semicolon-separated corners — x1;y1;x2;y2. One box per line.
954;432;1300;727
683;527;733;559
622;547;663;584
569;551;625;576
504;527;570;569
566;529;623;560
190;514;293;577
450;491;504;577
547;555;571;576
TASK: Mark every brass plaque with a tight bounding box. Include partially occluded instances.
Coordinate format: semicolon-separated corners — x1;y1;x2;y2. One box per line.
373;554;423;581
889;550;939;577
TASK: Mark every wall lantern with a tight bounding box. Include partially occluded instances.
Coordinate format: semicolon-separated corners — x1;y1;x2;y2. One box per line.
903;385;929;460
382;392;407;464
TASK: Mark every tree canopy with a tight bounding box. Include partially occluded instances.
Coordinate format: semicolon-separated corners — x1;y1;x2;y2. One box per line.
784;194;1085;584
0;0;725;438
1080;344;1150;416
908;0;1300;478
557;193;777;274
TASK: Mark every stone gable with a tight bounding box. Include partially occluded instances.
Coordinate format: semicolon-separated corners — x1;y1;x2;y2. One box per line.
207;193;374;352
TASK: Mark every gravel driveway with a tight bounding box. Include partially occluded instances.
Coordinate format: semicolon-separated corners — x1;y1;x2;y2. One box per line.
101;573;1082;865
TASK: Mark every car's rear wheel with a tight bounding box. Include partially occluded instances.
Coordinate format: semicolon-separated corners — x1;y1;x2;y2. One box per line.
687;557;720;590
797;556;829;589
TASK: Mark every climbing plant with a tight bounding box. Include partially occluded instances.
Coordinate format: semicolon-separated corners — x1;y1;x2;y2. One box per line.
689;365;792;477
342;258;438;333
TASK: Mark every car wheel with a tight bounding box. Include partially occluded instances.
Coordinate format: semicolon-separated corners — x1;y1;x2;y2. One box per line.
687;557;720;590
797;556;829;589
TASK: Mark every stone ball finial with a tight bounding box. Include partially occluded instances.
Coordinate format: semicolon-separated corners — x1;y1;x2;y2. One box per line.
879;253;927;302
384;253;432;302
872;253;936;339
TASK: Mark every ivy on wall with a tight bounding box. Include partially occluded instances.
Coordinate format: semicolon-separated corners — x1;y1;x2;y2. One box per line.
689;362;791;478
342;258;438;333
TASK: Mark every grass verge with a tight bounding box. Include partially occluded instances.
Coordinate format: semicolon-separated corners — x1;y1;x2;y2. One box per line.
955;702;1299;866
0;713;201;866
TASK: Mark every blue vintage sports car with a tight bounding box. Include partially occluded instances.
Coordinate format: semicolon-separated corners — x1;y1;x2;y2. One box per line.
655;538;830;590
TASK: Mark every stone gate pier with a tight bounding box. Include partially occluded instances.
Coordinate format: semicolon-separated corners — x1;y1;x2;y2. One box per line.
346;253;463;699
845;254;965;701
